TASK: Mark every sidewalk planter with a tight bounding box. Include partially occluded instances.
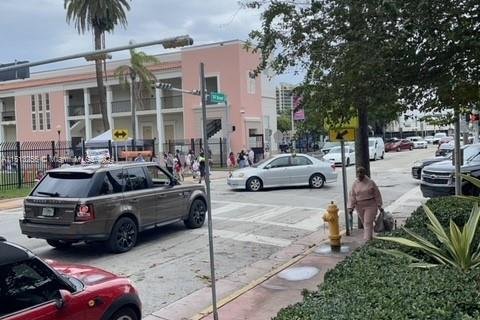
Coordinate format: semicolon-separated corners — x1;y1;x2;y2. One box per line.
274;196;480;320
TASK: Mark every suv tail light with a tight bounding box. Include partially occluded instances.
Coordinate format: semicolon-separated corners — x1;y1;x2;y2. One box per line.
75;204;95;222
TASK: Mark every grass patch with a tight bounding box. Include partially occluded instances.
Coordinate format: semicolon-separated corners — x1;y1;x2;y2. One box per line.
0;187;32;200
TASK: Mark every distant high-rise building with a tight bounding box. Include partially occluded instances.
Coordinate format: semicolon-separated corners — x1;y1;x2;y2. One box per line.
276;83;295;114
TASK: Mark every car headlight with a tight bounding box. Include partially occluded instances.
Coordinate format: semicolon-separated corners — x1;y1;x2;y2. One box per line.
235;173;245;178
413;161;423;166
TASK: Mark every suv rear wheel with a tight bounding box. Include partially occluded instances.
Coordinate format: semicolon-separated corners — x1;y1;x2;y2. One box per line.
107;217;138;253
184;199;206;229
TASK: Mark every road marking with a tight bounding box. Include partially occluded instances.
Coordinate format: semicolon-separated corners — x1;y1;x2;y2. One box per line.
211;201;327;231
212;203;247;216
191;229;292;247
212;200;323;211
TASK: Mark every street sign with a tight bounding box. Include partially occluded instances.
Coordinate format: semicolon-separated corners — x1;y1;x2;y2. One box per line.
210;92;226;103
329;128;356;142
113;129;129;141
324;117;359;129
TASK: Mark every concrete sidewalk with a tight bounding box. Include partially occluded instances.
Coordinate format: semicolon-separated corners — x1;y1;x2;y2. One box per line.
145;186;426;320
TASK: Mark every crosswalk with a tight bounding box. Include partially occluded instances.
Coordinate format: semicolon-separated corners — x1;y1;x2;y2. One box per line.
194;200;328;247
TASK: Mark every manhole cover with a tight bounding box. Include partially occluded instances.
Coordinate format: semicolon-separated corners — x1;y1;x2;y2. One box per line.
277;266;319;281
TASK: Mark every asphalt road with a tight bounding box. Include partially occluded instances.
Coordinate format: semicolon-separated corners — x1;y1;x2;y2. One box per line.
0;146;433;316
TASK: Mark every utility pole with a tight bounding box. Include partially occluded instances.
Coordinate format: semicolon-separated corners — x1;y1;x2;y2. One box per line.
199;63;218;320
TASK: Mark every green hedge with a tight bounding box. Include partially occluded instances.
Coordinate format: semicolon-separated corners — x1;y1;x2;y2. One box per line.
274;196;480;320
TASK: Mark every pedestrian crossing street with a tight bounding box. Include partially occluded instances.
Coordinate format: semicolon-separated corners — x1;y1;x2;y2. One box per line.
190;200;328;248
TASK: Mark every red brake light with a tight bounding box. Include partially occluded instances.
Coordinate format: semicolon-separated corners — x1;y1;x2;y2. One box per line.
75;204;95;222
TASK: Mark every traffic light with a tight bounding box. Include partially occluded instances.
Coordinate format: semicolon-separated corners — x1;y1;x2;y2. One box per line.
156;82;172;90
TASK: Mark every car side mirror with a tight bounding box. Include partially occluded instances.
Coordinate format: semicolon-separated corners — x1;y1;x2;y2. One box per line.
265;165;271;169
55;289;72;309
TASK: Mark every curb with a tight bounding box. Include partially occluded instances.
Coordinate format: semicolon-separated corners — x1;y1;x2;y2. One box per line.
0;197;24;211
190;230;347;320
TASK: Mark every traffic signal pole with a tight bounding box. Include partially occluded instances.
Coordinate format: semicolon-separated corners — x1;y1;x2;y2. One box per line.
199;63;219;320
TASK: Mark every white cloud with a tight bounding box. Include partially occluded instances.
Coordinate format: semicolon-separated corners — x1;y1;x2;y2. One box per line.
0;0;301;84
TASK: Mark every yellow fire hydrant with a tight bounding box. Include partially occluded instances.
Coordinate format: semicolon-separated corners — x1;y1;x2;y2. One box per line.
323;201;341;250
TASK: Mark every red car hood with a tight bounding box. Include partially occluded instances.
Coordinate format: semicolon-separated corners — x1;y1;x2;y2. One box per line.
47;259;118;286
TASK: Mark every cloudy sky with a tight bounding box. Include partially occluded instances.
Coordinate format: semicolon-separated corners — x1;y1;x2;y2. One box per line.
0;0;300;84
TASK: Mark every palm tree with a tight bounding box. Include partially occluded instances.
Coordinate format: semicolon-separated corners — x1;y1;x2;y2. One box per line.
115;46;159;144
64;0;131;132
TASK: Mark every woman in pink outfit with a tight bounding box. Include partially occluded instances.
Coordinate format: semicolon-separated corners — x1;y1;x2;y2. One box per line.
347;166;383;240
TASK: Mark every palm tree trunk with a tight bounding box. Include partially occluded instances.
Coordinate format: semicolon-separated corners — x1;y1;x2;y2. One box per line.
94;27;109;131
130;73;136;150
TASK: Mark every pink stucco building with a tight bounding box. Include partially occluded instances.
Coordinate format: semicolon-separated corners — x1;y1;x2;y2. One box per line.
0;40;277;154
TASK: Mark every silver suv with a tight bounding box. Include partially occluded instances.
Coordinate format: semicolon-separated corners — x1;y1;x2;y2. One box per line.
20;162;207;253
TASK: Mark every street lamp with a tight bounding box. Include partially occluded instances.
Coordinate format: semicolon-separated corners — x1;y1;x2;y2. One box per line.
56;125;62;147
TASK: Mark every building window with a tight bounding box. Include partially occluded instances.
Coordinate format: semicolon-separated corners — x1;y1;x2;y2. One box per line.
45;93;51;129
205;76;218;94
247;72;256;94
31;93;51;132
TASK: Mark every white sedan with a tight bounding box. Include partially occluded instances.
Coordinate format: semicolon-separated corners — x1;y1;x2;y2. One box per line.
325;146;355;166
408;136;428;149
227;153;338;192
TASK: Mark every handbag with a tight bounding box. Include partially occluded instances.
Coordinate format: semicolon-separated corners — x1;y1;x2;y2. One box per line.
374;210;385;233
374;209;394;233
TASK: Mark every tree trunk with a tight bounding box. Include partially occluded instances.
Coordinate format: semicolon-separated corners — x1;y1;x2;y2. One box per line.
94;27;109;131
130;73;136;148
356;103;371;177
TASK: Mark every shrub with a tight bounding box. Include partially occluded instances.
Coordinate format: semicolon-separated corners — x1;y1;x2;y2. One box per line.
274;245;480;320
274;196;480;319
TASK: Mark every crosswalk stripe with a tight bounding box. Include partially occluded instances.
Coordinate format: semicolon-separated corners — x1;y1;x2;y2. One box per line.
191;229;292;247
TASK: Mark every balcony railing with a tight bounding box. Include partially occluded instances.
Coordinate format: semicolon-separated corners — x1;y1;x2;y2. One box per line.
68;105;85;117
111;96;183;113
161;95;182;109
89;102;101;115
136;98;156;111
1;111;15;121
112;100;131;113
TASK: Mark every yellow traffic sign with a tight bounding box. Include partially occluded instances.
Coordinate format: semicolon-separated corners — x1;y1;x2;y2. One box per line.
329;128;356;142
324;117;359;129
113;129;129;141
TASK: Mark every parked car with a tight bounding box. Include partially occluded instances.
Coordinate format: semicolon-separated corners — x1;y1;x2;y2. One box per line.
424;135;435;144
325;146;355;166
0;237;141;320
227;153;337;191
438;136;454;146
407;136;428;149
411;154;451;179
321;142;340;154
368;137;385;160
20;162;207;253
435;141;455;157
385;138;414;152
432;132;447;144
421;144;480;197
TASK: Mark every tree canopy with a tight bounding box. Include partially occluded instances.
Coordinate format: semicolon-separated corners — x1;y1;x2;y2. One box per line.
246;0;480;175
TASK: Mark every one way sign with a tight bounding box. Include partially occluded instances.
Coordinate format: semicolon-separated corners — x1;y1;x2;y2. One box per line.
113;129;129;141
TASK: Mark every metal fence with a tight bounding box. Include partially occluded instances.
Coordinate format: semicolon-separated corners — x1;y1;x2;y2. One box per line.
162;138;227;167
0;139;156;190
0;138;232;190
0;141;78;191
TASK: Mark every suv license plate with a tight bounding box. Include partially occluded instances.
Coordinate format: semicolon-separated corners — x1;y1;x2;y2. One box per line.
42;208;55;217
